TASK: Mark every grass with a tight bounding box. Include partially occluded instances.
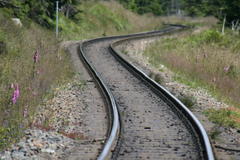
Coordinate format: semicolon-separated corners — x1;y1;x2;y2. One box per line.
143;19;240;128
209;127;222;140
51;0;165;40
205;108;240;128
0;14;74;149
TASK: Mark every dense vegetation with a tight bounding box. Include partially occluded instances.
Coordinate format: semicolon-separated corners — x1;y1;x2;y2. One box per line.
0;0;84;27
182;0;240;23
117;0;240;24
1;0;239;28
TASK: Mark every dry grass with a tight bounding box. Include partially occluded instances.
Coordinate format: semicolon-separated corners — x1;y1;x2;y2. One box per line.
0;15;74;148
143;20;240;127
145;28;240;106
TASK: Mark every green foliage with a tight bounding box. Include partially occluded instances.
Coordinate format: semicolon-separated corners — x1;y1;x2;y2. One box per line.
205;108;240;128
187;30;222;45
58;2;131;40
118;0;164;15
0;0;84;27
89;3;128;31
0;124;23;150
182;0;240;24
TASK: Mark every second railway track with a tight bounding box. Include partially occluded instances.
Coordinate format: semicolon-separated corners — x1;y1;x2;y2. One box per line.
79;26;214;160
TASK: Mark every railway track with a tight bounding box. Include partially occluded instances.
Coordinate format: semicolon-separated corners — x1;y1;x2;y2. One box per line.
78;25;215;160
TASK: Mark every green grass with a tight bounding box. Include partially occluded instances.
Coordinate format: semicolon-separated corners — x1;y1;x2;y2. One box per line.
43;1;132;40
54;2;132;40
50;1;164;40
205;108;240;128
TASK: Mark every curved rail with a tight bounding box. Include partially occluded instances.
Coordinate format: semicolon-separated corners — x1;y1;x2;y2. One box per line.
78;43;120;160
110;38;214;160
78;25;215;160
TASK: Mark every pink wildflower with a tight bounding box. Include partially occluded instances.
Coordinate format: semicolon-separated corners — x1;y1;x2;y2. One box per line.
33;50;40;63
12;84;20;104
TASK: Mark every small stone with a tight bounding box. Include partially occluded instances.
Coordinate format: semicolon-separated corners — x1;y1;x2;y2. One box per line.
41;148;55;154
33;140;44;148
12;151;25;159
17;142;26;148
49;143;57;150
0;151;11;160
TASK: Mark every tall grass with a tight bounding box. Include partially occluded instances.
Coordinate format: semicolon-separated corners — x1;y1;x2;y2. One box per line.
0;14;73;149
143;25;240;128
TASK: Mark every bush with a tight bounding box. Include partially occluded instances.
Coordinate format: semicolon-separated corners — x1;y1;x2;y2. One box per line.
178;95;196;109
201;30;222;43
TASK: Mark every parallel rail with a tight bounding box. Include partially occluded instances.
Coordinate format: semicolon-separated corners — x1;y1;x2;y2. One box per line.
78;25;215;160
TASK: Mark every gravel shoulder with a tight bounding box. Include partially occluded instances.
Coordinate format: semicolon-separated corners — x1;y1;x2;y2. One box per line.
0;42;108;160
114;35;240;160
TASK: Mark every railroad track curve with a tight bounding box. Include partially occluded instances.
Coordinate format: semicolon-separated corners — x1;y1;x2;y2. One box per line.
78;25;215;160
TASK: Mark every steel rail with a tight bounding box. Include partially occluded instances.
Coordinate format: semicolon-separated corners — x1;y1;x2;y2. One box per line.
79;25;215;160
110;30;214;160
78;42;120;160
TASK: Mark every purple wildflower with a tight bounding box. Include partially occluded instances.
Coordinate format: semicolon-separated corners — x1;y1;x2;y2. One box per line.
12;84;20;104
33;50;40;63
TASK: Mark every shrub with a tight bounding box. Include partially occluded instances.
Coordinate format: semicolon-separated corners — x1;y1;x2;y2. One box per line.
200;29;222;43
178;95;196;109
